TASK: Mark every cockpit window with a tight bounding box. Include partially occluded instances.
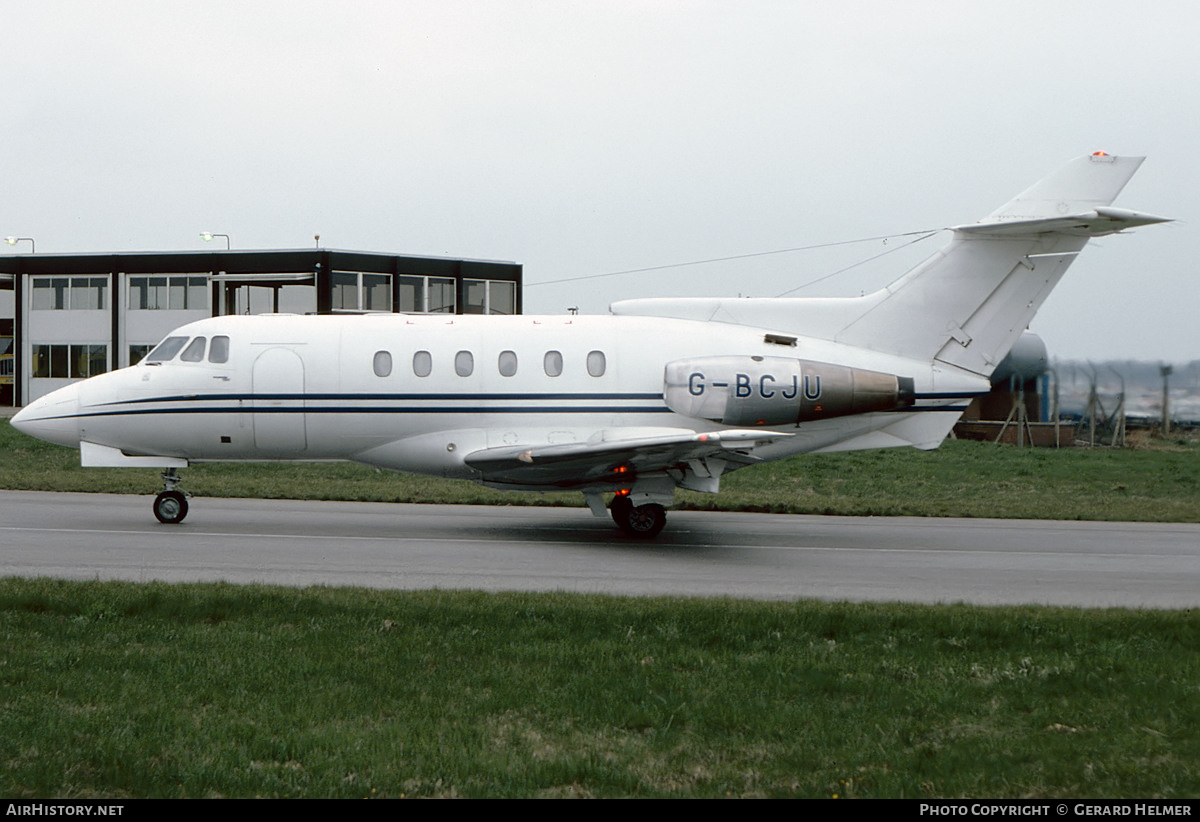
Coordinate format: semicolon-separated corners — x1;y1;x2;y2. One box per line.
208;336;230;364
144;336;188;363
180;337;207;362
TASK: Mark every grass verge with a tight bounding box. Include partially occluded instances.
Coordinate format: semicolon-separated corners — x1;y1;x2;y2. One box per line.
2;578;1198;798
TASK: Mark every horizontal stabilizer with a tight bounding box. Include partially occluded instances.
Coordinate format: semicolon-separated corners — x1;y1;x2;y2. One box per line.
957;207;1171;237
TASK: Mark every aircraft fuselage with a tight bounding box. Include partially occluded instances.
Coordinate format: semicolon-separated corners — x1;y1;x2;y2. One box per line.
17;312;982;483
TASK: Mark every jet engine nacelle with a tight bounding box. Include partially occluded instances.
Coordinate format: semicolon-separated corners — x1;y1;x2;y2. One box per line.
664;356;915;427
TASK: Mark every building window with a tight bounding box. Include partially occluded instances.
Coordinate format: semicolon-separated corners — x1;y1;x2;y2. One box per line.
398;276;425;312
413;350;432;377
464;280;487;315
587;350;606;377
427;278;456;313
373;350;392;377
464;279;516;315
331;272;358;310
32;344;107;379
332;272;392;312
129;344;153;366
364;274;391;311
129;275;206;310
32;276;107;310
544;350;563;377
229;284;279;315
489;281;516;315
32;278;68;310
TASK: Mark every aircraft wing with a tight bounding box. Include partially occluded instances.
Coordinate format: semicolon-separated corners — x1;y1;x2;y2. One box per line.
464;427;791;487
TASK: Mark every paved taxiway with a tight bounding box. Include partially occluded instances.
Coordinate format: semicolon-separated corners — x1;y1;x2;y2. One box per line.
1;490;1197;608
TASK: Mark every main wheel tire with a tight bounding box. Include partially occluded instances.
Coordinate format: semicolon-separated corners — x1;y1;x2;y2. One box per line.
609;494;633;527
154;490;189;524
615;502;667;539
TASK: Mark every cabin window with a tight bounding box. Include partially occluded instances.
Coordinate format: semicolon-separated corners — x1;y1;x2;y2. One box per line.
454;350;474;377
373;350;392;378
145;336;189;363
413;350;432;377
544;350;563;377
180;337;207;362
498;350;518;377
208;336;230;364
586;350;606;377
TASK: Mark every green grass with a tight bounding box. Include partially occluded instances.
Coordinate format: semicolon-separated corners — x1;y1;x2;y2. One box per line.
3;419;1198;521
1;578;1197;798
4;423;1198;797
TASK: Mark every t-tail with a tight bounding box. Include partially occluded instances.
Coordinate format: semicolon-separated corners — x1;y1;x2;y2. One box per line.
611;153;1170;378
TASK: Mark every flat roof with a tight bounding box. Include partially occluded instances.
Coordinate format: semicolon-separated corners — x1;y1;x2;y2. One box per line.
0;248;521;279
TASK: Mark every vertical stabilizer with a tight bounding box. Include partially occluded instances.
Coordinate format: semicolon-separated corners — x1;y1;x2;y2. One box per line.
610;154;1168;378
827;154;1164;376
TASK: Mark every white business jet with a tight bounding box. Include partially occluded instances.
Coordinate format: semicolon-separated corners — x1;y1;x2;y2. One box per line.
12;154;1169;537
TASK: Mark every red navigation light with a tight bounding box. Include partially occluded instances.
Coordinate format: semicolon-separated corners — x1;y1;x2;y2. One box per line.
1092;151;1108;156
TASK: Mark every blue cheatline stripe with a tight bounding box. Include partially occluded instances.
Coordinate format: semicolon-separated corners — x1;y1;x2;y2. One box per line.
59;405;675;421
95;391;666;406
45;404;966;423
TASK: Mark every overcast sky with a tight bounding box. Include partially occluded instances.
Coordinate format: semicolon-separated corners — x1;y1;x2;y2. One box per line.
2;1;1195;360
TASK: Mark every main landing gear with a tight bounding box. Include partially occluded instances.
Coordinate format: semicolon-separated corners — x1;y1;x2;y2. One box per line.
609;494;667;539
153;468;189;524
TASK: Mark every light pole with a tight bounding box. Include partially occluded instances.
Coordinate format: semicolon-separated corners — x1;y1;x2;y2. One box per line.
1160;364;1173;436
200;232;230;250
4;237;34;253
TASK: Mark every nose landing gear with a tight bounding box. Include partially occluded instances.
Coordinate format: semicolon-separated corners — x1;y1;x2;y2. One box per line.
153;468;189;524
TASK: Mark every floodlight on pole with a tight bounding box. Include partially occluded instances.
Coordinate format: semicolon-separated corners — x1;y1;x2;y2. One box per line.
4;236;34;253
200;232;230;250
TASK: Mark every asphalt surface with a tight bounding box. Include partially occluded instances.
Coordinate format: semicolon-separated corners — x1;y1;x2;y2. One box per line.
2;490;1197;608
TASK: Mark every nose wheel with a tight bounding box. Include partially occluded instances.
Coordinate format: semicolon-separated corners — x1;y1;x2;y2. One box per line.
154;490;189;524
153;469;189;524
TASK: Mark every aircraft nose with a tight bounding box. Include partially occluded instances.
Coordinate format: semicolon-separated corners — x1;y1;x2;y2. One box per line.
10;383;83;449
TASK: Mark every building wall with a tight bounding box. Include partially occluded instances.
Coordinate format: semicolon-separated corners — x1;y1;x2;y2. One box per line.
24;275;113;402
4;250;522;406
